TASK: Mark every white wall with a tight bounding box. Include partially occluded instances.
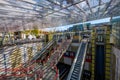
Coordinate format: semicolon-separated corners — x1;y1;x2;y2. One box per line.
113;47;120;80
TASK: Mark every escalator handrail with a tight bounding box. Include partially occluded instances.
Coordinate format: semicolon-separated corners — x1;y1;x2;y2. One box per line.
22;40;55;67
32;40;55;60
27;39;54;62
78;42;88;80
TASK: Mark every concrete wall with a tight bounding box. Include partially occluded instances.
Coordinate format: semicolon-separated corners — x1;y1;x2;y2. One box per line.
112;47;120;80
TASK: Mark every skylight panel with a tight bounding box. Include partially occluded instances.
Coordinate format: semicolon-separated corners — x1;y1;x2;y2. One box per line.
102;0;111;3
53;12;66;16
59;9;70;14
76;1;88;10
22;0;36;4
80;1;87;8
0;0;10;4
92;7;99;13
88;0;99;8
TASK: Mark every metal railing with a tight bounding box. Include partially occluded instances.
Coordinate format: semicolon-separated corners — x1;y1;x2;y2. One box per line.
1;39;44;47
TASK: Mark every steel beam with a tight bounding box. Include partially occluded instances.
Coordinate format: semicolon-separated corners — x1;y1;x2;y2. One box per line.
85;0;93;14
102;0;113;17
44;0;84;17
16;0;70;15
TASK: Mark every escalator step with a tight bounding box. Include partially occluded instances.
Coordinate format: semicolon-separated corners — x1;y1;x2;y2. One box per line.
75;63;80;65
76;62;81;64
72;72;78;76
73;71;79;74
77;61;81;63
74;67;79;70
71;75;78;79
75;64;80;66
74;66;79;68
70;78;77;80
76;62;80;64
74;67;80;70
73;70;79;73
73;69;79;71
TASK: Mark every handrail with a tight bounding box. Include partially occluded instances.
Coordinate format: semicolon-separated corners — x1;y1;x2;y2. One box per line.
79;42;88;80
31;40;55;61
1;39;43;47
17;40;55;70
53;66;59;80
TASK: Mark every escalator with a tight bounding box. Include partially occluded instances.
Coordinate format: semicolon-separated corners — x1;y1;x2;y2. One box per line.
95;45;105;80
67;40;87;80
32;40;55;61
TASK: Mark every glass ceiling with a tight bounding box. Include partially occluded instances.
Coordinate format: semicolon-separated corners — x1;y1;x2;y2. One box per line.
0;0;120;32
